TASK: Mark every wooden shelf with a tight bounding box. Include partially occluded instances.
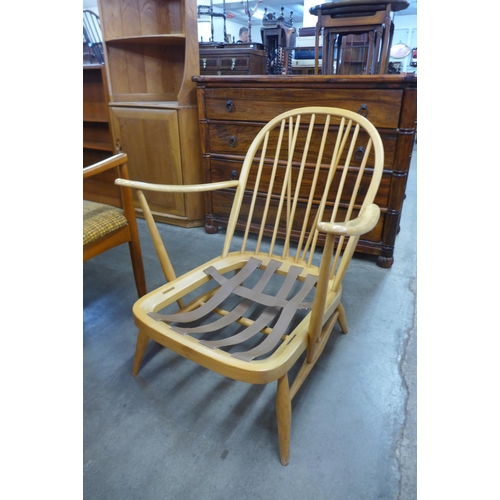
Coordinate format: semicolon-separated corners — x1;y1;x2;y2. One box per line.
105;34;186;45
83;64;114;167
83;141;114;152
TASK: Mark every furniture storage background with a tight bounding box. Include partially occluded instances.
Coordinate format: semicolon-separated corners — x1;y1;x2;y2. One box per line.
97;0;205;227
193;74;417;268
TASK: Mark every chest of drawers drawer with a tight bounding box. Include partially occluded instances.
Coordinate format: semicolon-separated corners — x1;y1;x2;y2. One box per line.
209;156;392;208
210;188;386;244
204;88;403;129
207;122;398;169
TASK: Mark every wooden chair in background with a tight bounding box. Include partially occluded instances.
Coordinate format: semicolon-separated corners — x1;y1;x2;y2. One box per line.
83;153;147;298
116;107;384;464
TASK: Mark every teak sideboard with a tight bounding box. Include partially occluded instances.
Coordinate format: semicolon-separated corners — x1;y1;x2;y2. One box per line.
192;74;417;268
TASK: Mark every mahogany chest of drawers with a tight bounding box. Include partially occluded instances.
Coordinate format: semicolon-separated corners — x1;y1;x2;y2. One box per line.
192;74;417;267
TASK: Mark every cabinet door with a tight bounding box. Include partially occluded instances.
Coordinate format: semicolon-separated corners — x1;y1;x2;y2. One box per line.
110;106;186;218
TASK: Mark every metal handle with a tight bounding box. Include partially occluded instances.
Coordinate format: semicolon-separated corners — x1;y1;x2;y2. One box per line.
228;136;237;148
202;58;207;69
115;139;122;153
231;58;236;70
230;170;238;180
355;146;365;160
357;104;369;117
225;100;235;112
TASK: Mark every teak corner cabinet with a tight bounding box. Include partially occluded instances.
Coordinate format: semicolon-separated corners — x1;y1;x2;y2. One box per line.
193;74;417;268
97;0;204;227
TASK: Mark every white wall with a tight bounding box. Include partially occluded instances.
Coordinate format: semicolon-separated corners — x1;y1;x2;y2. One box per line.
390;14;417;73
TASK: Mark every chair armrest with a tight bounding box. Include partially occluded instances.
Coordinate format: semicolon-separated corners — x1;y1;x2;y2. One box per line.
317;204;380;237
83;153;128;179
115;178;240;193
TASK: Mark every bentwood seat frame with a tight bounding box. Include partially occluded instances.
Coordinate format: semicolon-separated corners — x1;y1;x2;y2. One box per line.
116;107;384;465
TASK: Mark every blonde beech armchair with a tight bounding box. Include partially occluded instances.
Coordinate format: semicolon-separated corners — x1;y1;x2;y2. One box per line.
116;107;384;465
83;153;147;298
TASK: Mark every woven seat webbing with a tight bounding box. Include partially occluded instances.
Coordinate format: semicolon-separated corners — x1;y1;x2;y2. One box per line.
148;257;262;324
232;273;318;361
198;264;306;349
199;307;279;349
149;257;318;362
171;260;282;335
205;262;304;307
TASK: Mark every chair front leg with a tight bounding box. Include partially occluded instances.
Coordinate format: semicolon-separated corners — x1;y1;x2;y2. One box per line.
276;374;291;466
132;331;150;376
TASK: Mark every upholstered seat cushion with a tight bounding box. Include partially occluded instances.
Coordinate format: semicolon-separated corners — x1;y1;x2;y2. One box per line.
83;200;128;246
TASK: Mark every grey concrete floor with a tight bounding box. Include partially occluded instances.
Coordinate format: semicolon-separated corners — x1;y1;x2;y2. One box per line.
83;146;417;499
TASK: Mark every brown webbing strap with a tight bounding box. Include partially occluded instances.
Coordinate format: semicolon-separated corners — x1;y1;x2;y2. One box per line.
148;257;318;362
206;263;304;307
148;257;262;324
199;264;305;349
199;307;279;349
232;273;318;362
171;260;282;335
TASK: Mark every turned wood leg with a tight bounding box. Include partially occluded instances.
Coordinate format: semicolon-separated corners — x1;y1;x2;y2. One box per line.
204;215;219;234
276;374;291;466
376;255;394;268
337;303;348;334
132;331;149;376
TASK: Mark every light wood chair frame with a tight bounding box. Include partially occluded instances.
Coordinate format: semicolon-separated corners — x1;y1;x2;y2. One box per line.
84;153;147;298
116;107;384;465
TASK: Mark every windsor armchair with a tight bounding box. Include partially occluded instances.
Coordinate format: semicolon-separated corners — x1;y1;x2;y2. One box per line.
116;107;384;465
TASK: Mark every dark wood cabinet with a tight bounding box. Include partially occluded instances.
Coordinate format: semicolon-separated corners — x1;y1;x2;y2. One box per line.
193;74;416;268
199;46;267;75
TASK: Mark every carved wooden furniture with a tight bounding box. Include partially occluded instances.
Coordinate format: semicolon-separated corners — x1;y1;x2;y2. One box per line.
97;0;204;227
84;153;147;298
260;7;296;75
193;74;416;268
310;0;409;75
199;45;267;75
115;106;384;465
